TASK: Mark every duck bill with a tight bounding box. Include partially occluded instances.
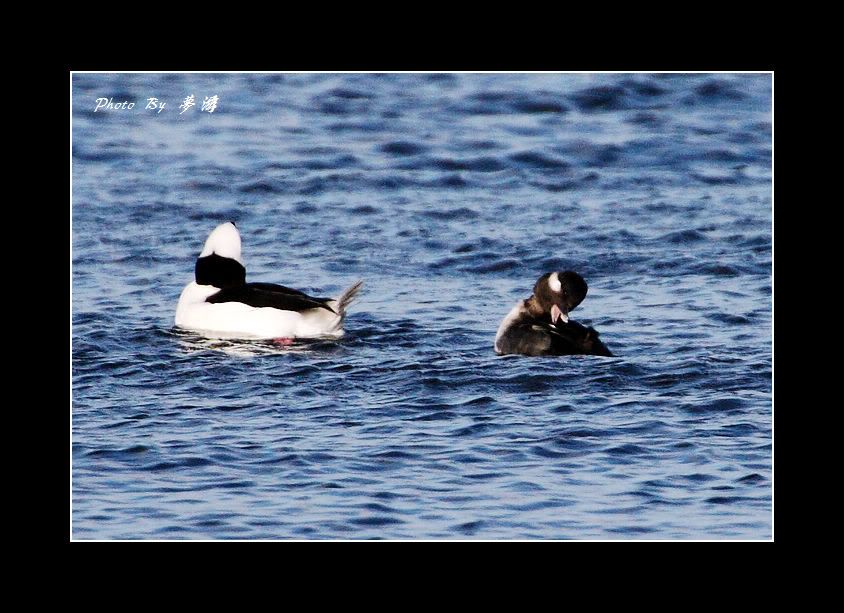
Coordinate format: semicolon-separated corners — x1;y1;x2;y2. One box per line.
551;304;569;324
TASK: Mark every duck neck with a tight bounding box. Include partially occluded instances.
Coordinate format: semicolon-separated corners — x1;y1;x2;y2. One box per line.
524;295;546;319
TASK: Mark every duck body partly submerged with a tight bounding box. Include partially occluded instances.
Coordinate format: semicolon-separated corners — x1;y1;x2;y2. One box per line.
494;301;613;356
175;222;362;340
494;271;613;357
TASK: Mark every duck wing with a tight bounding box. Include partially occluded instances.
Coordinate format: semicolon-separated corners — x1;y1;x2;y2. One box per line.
245;282;333;303
206;283;335;313
496;321;555;356
545;320;613;357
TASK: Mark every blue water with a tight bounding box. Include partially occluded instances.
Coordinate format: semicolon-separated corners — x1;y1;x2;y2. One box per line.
72;73;772;539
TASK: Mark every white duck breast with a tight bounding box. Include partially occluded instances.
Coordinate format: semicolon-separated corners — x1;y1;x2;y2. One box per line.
494;302;525;354
174;222;363;340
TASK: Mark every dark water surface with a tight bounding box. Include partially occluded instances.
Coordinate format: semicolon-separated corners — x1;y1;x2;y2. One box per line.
72;73;772;539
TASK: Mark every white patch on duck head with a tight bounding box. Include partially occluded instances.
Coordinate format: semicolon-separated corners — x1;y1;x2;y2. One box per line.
199;222;243;264
549;272;562;293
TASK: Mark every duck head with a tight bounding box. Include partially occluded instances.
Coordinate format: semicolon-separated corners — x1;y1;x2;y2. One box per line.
199;221;242;264
195;222;246;288
532;271;588;324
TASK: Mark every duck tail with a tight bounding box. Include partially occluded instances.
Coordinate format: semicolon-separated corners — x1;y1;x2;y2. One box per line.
333;280;363;315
